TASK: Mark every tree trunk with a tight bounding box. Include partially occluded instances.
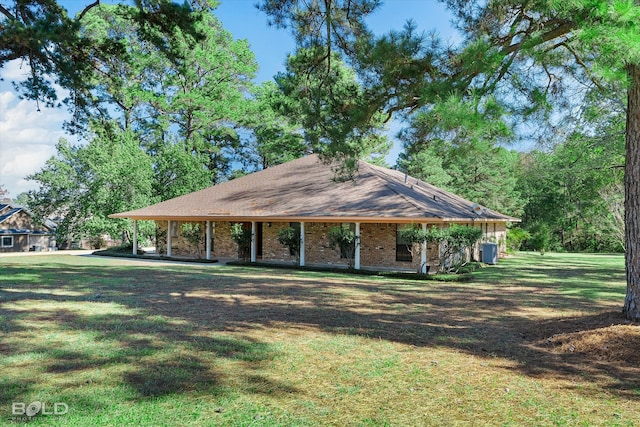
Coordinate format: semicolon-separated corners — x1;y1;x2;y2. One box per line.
623;63;640;319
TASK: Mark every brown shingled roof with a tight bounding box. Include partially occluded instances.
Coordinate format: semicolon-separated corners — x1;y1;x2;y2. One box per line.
109;154;519;223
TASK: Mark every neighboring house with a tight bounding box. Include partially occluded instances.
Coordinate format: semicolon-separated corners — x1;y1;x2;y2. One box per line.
0;204;57;252
110;155;519;272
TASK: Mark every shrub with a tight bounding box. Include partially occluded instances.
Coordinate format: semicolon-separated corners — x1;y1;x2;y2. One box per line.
328;225;358;269
527;223;551;255
180;222;203;258
506;227;531;252
277;226;301;264
397;225;429;273
87;235;106;250
230;223;252;260
431;225;483;274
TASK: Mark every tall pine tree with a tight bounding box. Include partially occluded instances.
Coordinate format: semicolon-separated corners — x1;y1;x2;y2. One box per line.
259;0;640;319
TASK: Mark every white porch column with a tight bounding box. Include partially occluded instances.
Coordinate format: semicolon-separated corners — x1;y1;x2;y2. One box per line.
354;222;361;270
250;221;257;263
299;222;306;266
421;223;427;274
132;220;138;255
206;221;212;260
166;220;172;257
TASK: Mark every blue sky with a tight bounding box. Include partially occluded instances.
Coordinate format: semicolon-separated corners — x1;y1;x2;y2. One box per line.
215;0;458;83
0;0;459;197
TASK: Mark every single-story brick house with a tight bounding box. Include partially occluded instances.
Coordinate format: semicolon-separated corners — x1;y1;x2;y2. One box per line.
0;204;57;252
110;155;519;272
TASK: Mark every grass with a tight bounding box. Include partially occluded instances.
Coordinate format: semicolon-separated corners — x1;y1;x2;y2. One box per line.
0;252;638;426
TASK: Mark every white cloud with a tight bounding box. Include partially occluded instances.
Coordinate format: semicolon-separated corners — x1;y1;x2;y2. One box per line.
0;144;56;176
0;72;73;197
0;143;57;195
0;59;33;81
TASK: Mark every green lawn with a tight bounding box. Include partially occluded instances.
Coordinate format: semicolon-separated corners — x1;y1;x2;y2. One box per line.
1;252;638;426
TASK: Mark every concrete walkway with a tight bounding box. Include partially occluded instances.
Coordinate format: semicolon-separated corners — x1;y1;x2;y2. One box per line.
0;249;230;267
0;250;416;272
0;249;95;257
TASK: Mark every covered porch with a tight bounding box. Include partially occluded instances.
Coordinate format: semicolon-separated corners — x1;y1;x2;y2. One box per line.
129;218;507;273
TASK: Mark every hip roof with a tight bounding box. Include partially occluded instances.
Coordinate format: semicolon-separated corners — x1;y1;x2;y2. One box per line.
110;154;519;223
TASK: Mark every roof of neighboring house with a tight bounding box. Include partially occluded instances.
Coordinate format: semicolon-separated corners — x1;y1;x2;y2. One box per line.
0;229;53;235
0;207;23;224
0;205;57;231
110;154;520;223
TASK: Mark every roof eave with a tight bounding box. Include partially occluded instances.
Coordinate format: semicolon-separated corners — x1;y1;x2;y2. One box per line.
108;213;519;223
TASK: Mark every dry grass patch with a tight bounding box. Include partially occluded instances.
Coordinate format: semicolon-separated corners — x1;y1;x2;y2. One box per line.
549;324;640;362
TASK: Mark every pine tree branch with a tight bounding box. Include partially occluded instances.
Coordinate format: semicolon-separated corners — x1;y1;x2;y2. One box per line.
557;41;608;94
501;21;574;56
78;0;100;21
0;4;13;20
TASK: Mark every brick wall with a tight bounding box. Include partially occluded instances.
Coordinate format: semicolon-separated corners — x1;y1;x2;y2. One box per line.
494;222;508;255
262;223;298;263
442;222;509;261
153;220;508;266
305;222;345;266
359;223;417;270
155;220;207;257
391;224;444;272
304;222;441;271
473;222;508;258
212;222;238;258
155;221;167;254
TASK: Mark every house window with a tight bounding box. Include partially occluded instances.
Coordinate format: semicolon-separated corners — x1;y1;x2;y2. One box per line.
1;236;13;248
396;225;413;262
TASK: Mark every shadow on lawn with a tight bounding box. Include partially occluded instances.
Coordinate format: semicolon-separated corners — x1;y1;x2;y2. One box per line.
0;299;289;404
0;257;637;402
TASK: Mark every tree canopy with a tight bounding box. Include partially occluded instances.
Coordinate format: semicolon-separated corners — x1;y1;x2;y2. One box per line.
21;2;261;243
7;0;640;318
0;0;205;111
258;0;640;319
